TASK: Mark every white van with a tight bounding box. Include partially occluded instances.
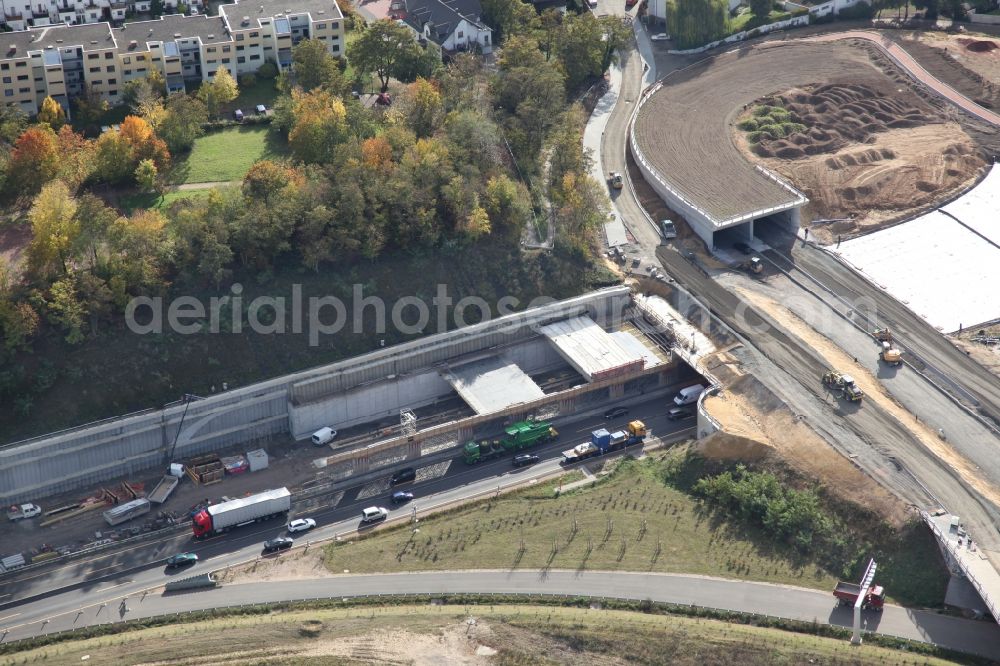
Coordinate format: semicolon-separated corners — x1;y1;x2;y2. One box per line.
311;427;337;446
673;384;706;406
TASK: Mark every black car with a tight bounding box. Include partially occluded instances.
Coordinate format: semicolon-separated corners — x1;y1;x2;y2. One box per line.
604;406;629;420
667;407;694;421
390;467;416;485
512;453;540;468
733;242;753;255
391;490;414;505
263;537;294;552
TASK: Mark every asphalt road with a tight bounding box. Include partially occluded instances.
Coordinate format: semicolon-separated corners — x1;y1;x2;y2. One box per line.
3;571;999;657
0;394;695;615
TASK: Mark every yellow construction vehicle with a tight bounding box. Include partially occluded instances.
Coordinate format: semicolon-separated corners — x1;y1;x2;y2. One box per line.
608;172;624;190
879;341;902;367
822;370;864;403
741;256;763;275
873;327;893;343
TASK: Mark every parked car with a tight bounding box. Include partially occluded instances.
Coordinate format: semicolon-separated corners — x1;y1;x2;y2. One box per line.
667;407;694;421
733;241;753;255
255;104;267;114
390;467;416;485
604;406;629;420
165;552;198;568
651;33;670;41
512;453;540;468
311;427;337;446
361;506;389;524
661;220;677;240
391;491;414;505
287;518;316;533
263;536;294;552
233;109;244;122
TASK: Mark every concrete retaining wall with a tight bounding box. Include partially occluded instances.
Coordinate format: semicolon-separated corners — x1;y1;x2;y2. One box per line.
0;288;633;505
969;10;1000;24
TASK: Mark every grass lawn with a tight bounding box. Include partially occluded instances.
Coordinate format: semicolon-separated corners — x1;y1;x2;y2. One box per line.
168;125;287;184
0;605;962;665
323;455;948;607
222;78;280;117
118;188;220;214
730;8;791;33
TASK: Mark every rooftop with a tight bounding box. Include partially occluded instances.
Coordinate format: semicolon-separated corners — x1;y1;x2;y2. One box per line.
440;357;545;415
120;14;231;48
2;22;117;56
402;0;486;42
219;0;343;29
539;316;645;382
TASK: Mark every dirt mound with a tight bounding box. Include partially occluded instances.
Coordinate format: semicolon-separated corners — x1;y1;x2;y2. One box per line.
967;40;999;53
749;83;928;159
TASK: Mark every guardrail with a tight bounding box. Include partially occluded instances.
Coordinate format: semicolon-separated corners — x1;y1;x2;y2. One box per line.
922;511;1000;626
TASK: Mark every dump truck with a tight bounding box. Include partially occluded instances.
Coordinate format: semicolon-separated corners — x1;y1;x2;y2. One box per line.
608;171;623;190
148;475;180;504
103;498;151;526
822;370;864;403
879;341;902;367
833;581;885;610
463;420;558;464
192;487;291;538
562;421;646;464
7;503;42;521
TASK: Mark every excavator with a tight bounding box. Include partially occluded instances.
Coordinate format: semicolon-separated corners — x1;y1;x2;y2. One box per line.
879;341;902;367
822;370;864;403
873;327;893;343
741;256;763;275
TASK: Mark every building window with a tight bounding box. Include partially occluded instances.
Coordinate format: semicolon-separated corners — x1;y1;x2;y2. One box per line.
88;53;98;59
90;80;100;85
109;89;117;95
3;90;11;97
315;22;325;29
1;64;8;71
124;69;132;74
16;74;26;81
206;47;216;53
206;59;216;64
249;31;258;37
105;52;113;59
108;78;116;84
263;45;272;50
89;66;100;72
15;62;25;68
123;56;130;64
106;65;114;72
237;56;245;63
222;57;230;63
222;46;230;53
236;45;244;51
18;87;30;93
236;34;244;41
249;54;260;60
1;77;8;84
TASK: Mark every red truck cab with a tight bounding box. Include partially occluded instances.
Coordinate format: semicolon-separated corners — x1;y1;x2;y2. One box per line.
834;582;885;610
192;510;213;538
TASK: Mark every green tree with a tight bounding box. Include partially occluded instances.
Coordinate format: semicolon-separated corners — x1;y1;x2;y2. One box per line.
135;158;158;193
750;0;771;18
94;130;134;184
483;175;532;236
286;89;349;163
0;300;39;352
0;103;28;144
393;44;441;84
596;15;632;72
403;78;443;138
291;38;349;94
347;19;420;93
26;181;79;281
155;94;207;154
71;84;109;128
122;76;164;118
45;276;87;344
667;0;728;50
198;67;239;118
481;0;537;40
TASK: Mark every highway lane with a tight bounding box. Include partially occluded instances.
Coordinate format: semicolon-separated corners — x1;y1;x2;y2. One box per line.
0;394;695;615
3;571;1000;657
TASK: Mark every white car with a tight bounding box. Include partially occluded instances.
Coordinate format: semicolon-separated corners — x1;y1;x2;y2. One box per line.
651;33;670;41
360;507;389;524
287;518;317;533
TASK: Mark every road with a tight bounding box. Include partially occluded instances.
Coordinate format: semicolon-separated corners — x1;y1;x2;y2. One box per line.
0;394;694;613
3;571;999;657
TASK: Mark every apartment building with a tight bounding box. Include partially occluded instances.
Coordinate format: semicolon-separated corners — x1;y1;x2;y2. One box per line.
0;0;343;115
0;0;204;32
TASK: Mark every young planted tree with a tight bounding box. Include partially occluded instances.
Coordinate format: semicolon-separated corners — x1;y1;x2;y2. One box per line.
198;67;239;118
37;96;66;130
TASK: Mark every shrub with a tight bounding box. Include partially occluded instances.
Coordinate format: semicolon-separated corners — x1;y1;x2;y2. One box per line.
757;123;785;138
256;61;278;80
239;73;257;88
781;122;806;135
737;118;759;131
767;109;790;123
746;130;765;144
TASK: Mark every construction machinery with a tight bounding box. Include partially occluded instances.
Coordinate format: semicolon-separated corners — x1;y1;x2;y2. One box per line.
879;341;902;367
822;370;864;403
463;419;559;464
873;327;893;343
607;171;624;190
741;256;763;275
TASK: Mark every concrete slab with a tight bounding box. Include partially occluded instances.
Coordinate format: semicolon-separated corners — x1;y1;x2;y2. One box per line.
836;210;1000;333
440;357;545;415
539;317;646;382
942;163;1000;248
609;331;664;369
605;215;629;247
633;294;716;366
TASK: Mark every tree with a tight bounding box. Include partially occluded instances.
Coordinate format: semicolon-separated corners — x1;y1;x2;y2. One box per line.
94;130;135;184
667;0;728;50
481;0;536;41
243;159;303;203
122;76;165;118
393;44;441;84
45;276;87;344
596;15;632;72
155;94;207;154
750;0;771;18
25;181;79;281
0;103;28;144
198;67;239;118
286;89;349;163
914;0;939;18
8;125;60;193
556;14;605;91
71;84;110;128
347;19;420;93
119;115;170;169
0;301;39;352
150;0;163;16
135;159;159;192
483;174;532;236
402;78;443;138
37;96;66;130
291;38;349;94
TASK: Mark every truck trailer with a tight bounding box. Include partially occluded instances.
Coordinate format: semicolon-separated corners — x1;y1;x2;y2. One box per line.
148;475;180;504
463;419;558;464
192;487;291;538
833;581;885;610
562;421;647;464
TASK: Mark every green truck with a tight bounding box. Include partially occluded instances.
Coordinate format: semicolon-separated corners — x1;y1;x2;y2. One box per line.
463;420;558;464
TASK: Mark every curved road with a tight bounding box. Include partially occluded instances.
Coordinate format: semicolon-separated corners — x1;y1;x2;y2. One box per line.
2;570;999;658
